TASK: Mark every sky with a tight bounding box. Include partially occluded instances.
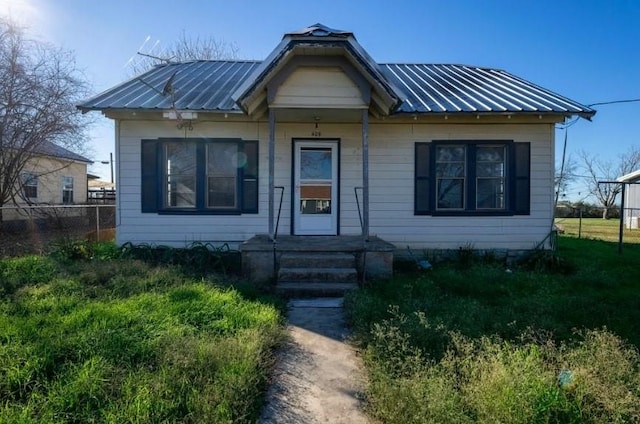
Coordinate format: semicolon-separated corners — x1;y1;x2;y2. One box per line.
1;0;639;200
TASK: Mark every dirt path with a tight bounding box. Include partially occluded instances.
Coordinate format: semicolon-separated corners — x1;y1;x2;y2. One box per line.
259;298;369;423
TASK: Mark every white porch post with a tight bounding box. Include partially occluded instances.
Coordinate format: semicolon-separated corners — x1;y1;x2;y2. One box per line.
361;109;370;239
268;108;276;236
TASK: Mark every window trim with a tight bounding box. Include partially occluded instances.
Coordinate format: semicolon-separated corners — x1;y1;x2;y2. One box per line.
142;137;258;215
415;140;530;217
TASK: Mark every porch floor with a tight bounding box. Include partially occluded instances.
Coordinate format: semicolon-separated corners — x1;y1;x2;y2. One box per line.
240;235;396;285
241;234;395;253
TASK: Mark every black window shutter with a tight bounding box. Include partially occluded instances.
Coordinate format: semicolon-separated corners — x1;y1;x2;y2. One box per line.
242;140;259;213
513;142;530;215
141;139;159;213
415;143;431;214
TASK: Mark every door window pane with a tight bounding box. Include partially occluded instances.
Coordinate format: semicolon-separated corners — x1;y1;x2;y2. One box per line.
300;149;332;180
300;185;331;214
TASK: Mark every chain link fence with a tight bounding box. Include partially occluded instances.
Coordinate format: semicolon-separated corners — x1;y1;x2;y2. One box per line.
0;205;116;257
555;208;640;245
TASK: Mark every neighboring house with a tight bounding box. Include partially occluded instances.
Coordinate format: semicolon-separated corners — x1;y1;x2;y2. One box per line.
18;141;92;206
617;170;640;229
78;23;595;272
3;141;92;223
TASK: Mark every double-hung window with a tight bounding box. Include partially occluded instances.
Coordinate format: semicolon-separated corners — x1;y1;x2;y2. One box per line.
165;142;197;208
141;138;258;214
21;172;38;199
62;176;74;204
415;140;530;216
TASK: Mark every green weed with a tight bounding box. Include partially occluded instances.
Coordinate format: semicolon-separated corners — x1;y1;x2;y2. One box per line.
0;250;283;423
347;236;640;423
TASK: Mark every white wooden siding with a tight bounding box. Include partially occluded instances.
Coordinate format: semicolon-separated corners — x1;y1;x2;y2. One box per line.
116;119;555;251
271;67;367;109
624;184;640;227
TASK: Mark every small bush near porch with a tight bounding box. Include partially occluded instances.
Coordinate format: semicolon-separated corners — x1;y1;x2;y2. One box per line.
0;242;283;423
346;237;640;423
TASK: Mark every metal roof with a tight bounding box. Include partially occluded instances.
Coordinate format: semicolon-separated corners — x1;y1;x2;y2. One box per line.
35;141;93;164
380;64;594;117
618;169;640;182
284;23;353;38
81;61;261;113
79;60;595;119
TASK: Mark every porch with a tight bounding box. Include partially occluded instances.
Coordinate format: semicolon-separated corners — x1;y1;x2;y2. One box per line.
240;235;395;295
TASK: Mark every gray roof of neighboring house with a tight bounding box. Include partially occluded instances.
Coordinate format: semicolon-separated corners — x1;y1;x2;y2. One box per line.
78;24;595;119
35;141;93;164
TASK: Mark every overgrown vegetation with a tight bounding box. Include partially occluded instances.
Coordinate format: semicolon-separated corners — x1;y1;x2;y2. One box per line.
0;242;283;423
346;237;640;423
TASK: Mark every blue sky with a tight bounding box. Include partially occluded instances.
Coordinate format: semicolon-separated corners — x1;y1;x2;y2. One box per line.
2;0;639;200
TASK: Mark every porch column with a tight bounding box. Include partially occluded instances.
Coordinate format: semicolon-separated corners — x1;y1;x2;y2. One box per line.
268;108;275;236
361;109;369;239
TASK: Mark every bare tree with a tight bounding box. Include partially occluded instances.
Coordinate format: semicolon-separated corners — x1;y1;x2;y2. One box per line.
128;30;239;75
578;146;640;219
0;19;90;224
555;155;578;201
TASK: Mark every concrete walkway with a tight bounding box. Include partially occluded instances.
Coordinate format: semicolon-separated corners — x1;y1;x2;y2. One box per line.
259;298;369;423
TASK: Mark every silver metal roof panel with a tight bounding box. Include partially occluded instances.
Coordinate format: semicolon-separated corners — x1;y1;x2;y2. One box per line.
79;61;595;119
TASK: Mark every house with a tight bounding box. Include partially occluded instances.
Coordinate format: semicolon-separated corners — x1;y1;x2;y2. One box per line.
20;141;93;205
617;170;640;229
78;24;595;281
1;141;92;226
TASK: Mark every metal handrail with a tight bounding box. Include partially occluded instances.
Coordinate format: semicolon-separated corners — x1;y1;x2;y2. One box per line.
273;186;285;282
354;186;364;234
273;186;285;241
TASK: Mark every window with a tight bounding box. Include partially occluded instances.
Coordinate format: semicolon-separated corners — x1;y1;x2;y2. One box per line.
207;142;238;209
21;172;38;199
62;176;74;204
415;141;530;216
165;142;197;208
141;138;258;214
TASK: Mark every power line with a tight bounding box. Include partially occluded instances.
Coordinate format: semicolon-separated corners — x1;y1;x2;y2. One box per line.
587;98;640;107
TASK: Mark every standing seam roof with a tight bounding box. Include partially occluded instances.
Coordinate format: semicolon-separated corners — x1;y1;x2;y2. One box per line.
78;61;595;118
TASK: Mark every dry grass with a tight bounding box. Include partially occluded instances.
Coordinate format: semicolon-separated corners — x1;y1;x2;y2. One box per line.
555;217;640;243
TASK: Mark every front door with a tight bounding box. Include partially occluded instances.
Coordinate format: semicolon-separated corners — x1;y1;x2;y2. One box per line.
293;140;339;235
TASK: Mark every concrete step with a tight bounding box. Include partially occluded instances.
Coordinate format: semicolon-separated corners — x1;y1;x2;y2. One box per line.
276;282;358;298
279;252;355;269
278;267;358;283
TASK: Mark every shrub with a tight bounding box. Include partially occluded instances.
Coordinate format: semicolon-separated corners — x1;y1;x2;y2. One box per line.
120;242;241;277
363;324;639;423
350;238;640;423
0;255;58;296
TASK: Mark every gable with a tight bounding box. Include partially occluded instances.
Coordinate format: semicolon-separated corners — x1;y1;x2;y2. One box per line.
271;66;367;109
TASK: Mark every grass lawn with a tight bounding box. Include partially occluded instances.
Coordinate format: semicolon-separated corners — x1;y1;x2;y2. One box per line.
346;237;640;423
0;242;283;423
555;217;640;244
